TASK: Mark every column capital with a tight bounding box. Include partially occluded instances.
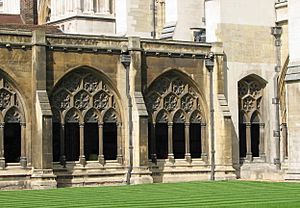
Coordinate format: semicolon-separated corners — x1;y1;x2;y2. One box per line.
200;123;207;127
79;123;85;128
259;123;265;128
168;122;173;127
184;122;190;127
0;122;4;128
98;122;103;128
245;122;251;127
20;122;26;127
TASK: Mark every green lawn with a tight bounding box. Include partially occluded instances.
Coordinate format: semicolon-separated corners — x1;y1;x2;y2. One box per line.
1;181;300;207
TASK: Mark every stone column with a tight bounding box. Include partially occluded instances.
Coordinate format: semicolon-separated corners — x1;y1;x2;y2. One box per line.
59;123;66;166
20;122;27;168
51;0;57;18
245;122;252;161
167;122;174;162
259;123;266;160
104;0;110;14
95;0;102;13
79;123;86;166
151;122;157;163
201;123;208;162
116;122;123;164
184;123;191;162
74;0;82;14
98;122;104;165
0;122;5;168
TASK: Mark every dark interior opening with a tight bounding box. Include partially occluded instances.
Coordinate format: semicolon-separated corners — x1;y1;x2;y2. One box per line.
84;123;99;161
52;122;61;162
173;123;185;159
190;123;201;158
155;123;168;159
239;123;247;158
103;123;117;160
251;123;260;157
148;123;152;159
65;123;80;161
4;123;21;163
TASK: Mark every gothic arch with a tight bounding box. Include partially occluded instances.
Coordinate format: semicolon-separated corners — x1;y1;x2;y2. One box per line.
238;74;266;161
0;71;27;168
50;67;123;165
146;70;208;162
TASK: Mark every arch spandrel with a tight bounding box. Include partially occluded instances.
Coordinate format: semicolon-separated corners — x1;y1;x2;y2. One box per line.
103;108;119;123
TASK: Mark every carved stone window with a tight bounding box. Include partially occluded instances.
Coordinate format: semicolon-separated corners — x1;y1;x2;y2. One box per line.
0;75;26;168
51;69;122;165
238;76;266;162
146;71;207;163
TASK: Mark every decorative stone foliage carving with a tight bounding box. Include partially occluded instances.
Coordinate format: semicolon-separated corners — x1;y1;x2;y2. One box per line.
146;73;204;123
238;78;264;121
0;76;24;123
51;71;120;123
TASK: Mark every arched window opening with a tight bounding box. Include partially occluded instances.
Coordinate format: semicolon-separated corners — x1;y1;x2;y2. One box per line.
0;75;26;168
238;75;266;161
146;71;207;163
190;123;201;158
155;123;168;159
103;122;117;160
52;122;61;162
50;69;122;165
65;122;80;161
84;123;99;161
4;123;21;163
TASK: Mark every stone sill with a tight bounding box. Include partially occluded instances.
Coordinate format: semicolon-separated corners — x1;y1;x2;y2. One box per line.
275;1;288;9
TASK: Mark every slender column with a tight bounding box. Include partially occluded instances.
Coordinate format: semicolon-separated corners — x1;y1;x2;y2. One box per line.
281;123;288;160
75;0;82;14
201;123;208;162
84;0;94;13
116;122;123;164
79;123;86;166
104;0;110;14
98;122;104;165
0;122;5;168
245;122;252;161
184;123;191;162
259;123;266;160
167;122;174;162
151;122;157;163
51;0;57;18
59;123;66;167
20;122;27;168
95;0;102;13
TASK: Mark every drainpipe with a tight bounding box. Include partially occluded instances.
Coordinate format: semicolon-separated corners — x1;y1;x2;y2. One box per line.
271;26;282;170
120;45;133;184
205;52;215;180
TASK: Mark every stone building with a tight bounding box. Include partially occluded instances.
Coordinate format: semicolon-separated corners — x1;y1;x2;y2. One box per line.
0;0;298;189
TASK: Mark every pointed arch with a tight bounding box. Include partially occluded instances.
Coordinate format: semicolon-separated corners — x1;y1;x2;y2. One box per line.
155;109;169;123
238;73;266;161
50;66;124;164
173;109;186;123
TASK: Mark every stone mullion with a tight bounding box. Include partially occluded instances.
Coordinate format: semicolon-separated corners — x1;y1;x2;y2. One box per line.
116;122;123;164
201;123;208;162
79;123;86;166
98;122;104;165
259;123;266;160
20;122;27;168
0;122;5;168
60;123;66;166
184;123;191;162
151;122;157;163
245;122;252;161
167;122;174;162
